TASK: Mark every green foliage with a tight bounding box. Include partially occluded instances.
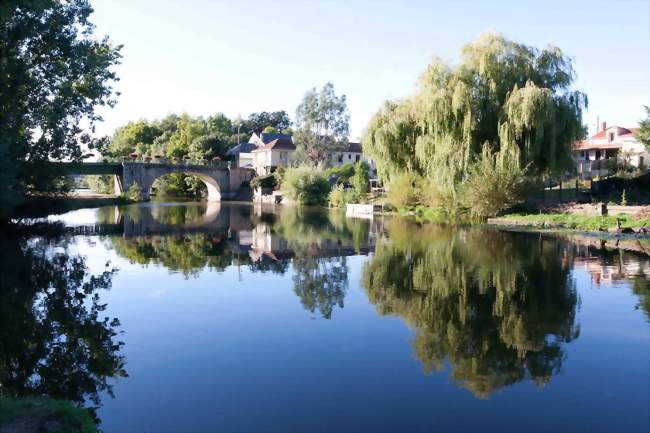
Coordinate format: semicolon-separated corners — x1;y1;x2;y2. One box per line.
262;126;279;134
86;175;114;194
0;396;98;433
492;213;650;231
125;183;142;202
282;166;330;206
151;173;206;198
250;173;278;190
362;220;578;397
386;172;423;209
0;232;125;424
243;111;292;134
638;106;650;151
363;32;587;206
328;184;353;208
106;113;234;163
460;147;528;217
294;83;350;165
328;162;369;206
351;162;370;202
0;0;122;215
325;163;356;185
108;121;161;158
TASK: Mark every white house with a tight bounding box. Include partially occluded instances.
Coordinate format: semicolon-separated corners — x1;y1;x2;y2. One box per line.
573;122;648;177
227;132;296;174
251;135;296;175
330;142;376;170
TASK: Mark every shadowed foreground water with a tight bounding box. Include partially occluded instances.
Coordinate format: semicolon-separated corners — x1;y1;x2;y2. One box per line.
2;202;649;433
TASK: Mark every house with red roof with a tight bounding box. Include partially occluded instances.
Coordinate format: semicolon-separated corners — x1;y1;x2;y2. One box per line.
573;122;648;177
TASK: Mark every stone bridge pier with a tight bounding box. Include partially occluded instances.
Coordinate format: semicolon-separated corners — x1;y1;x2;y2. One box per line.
116;163;253;201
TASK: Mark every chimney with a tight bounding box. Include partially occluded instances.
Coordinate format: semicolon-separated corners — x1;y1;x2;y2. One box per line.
601;121;607;132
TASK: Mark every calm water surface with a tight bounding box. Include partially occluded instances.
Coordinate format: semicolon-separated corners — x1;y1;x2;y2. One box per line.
2;202;649;433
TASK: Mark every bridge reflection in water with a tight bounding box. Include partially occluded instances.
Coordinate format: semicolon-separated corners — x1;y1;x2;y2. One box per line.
66;202;381;273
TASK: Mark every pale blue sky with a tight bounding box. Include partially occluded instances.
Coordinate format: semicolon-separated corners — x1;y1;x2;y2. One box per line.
91;0;650;140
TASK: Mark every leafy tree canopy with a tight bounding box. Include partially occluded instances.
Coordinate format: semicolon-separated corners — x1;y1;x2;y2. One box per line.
243;111;292;135
363;32;587;202
0;0;122;215
294;82;350;165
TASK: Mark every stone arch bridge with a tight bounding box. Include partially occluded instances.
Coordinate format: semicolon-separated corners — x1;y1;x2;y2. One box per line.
48;161;254;201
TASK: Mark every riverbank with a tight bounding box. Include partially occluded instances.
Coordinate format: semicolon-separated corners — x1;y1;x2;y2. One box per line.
10;194;129;219
488;211;650;232
0;397;96;433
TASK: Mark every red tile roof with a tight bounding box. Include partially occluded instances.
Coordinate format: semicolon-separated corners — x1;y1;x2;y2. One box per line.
574;141;622;151
574;125;639;151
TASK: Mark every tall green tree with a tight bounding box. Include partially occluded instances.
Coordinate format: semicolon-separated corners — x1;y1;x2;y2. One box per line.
294;82;350;165
243;111;292;135
0;0;122;216
363;32;587;203
107;120;161;158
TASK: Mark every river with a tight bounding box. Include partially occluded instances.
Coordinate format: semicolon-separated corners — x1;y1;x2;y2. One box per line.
2;202;649;433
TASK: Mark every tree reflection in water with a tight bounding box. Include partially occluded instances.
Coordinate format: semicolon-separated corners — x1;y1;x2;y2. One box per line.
0;227;127;423
363;219;580;398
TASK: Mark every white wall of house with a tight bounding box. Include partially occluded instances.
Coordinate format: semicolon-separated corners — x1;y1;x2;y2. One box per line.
238;153;254;168
331;152;376;170
252;149;295;175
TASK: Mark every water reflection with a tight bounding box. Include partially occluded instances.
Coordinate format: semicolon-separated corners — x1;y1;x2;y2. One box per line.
362;219;581;397
31;202;650;407
0;228;126;423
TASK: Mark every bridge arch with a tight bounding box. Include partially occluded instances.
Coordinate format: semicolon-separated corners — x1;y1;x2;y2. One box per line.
149;171;222;202
119;162;244;202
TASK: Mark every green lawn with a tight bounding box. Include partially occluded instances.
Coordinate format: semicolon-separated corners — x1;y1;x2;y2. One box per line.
491;212;650;231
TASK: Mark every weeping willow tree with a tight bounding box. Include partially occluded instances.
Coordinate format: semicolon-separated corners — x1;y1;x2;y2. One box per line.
362;219;579;397
364;32;587;209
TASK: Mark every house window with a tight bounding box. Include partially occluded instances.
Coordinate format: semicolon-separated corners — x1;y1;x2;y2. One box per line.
595;150;601;159
355;154;360;162
348;154;352;160
609;132;615;142
338;154;343;163
280;151;287;162
580;151;586;159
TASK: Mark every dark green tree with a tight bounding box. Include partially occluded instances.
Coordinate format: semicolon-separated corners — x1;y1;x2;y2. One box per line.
243;111;292;135
0;0;122;216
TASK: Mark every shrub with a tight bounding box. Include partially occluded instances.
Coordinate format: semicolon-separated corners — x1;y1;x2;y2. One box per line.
326;163;356;185
386;171;423;209
250;173;278;190
126;182;142;202
282;166;330;205
351;162;370;202
328;184;354;208
460;149;528;218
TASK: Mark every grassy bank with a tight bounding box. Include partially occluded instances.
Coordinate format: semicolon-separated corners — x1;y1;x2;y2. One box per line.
0;397;97;433
489;212;650;231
